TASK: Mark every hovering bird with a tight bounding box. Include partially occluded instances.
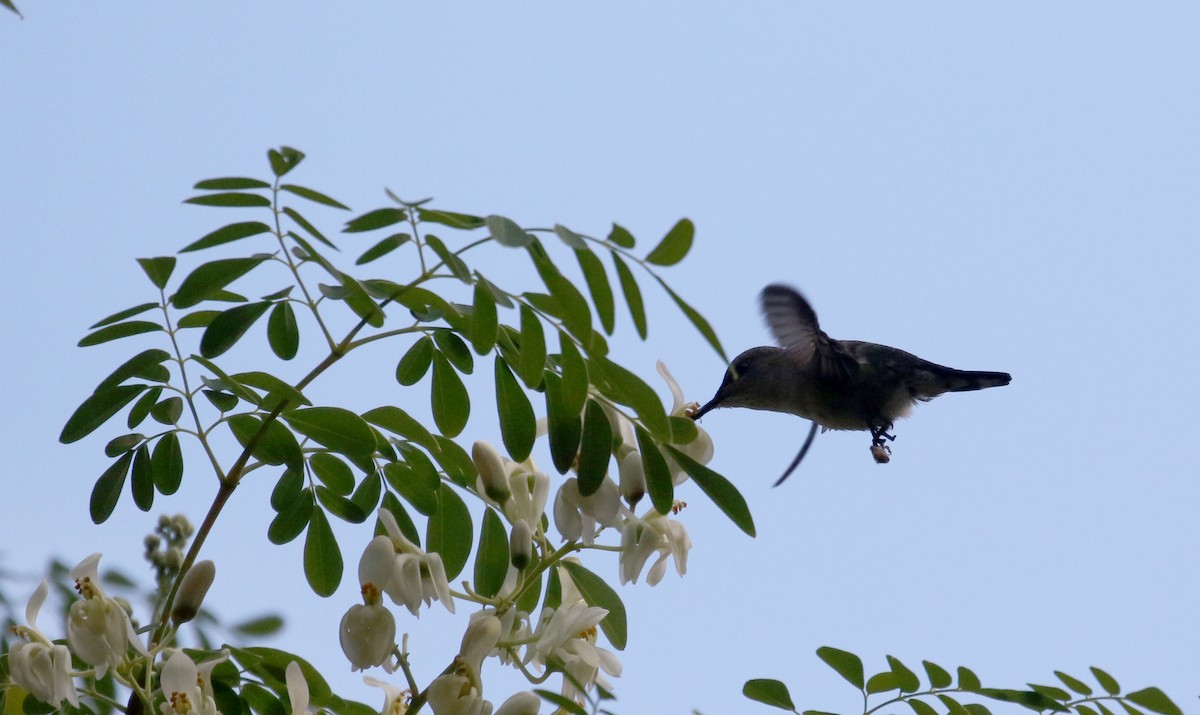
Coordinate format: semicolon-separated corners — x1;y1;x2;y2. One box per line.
691;284;1011;485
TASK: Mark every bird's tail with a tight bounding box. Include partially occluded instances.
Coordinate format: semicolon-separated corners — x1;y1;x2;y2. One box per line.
941;368;1012;392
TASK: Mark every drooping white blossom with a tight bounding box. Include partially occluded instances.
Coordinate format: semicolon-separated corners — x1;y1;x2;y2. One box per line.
341;536;398;671
377;509;455;615
66;553;145;678
364;675;411;715
619;508;692;586
8;581;78;708
552;477;621;545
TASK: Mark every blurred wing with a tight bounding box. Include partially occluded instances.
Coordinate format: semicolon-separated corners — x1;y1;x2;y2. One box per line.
761;284;857;381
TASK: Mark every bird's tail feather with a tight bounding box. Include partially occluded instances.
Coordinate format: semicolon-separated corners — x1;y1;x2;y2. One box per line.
942;369;1011;392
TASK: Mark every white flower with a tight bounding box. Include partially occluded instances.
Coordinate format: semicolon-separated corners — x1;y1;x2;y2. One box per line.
286;661;309;715
494;691;540;715
617;451;645;507
459;613;502;676
524;567;621;701
657;361;714;485
341;536;398;671
552;477;621;545
473;443;550;530
426;671;492;715
8;581;78;708
619;509;692;586
159;651;217;715
364;675;411;715
67;553;146;678
377;509;455;615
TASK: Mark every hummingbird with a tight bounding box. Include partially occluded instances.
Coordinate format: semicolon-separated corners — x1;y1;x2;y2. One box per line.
691;284;1011;484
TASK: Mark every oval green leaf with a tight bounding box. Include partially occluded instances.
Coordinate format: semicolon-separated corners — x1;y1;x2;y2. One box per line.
544;372;581;474
344;207;406;233
612;253;646;339
182;221;272;253
577;400;612;497
280;183;349;210
173;256;269;309
303;508;343;596
426;485;473;580
396;336;435;386
743;679;795;711
61;384;146;443
267;302;299;360
576;248;615;335
430;352;470;437
517;304;546;388
471;281;498;354
561;561;627;650
90;452;133;524
644;218;694;266
184;192;271;208
285;407;376;458
816;646;864;689
78;320;162;347
130;444;154;511
494;356;536;463
474;509;510;599
152;432;183;495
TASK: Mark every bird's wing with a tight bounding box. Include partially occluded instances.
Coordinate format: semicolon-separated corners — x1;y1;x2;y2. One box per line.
761;284;857;381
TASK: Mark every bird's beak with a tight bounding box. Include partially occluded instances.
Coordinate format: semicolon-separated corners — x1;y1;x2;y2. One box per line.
690;394;721;421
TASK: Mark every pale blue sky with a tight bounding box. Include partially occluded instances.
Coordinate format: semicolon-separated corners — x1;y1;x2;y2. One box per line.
3;4;1199;714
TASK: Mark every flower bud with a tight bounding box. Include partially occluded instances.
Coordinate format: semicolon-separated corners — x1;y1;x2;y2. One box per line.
172;560;215;625
340;603;397;671
459;613;502;675
473;441;511;504
618;451;645;507
509;520;532;571
495;691;541;715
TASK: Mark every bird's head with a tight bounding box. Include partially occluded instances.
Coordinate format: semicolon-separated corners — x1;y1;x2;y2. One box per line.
691;346;790;420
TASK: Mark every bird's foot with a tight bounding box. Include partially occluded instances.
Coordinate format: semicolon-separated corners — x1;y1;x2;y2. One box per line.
869;423;895;464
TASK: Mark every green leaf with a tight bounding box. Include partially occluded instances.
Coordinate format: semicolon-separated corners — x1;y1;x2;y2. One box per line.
177;310;220;329
309;452;355;495
151;433;183;494
889;656;920;693
635;426;673;515
62;384;146;443
95;349;171;392
151;396;183;425
612;253;646;338
432;435;477;487
577;400;612;497
195;177;272;190
268;490;313;544
1127;689;1182;715
232;615;285;637
474;509;509;598
658;280;727;361
553;224;588;249
282;207;336;249
78;320;162;347
471;281;499;354
105;433;143;457
426;485;473;580
433;329;474;374
576;248;615;334
184;192;271;208
1054;672;1092;696
285;407;376;458
173;256;270;309
344;208;406;232
182;221;272;252
588;357;669;438
561;561;627;650
556;331;588;414
430;352;470;437
384;457;439;516
357;234;410;265
958;666;982;691
644;218;694;266
362;405;437;451
517;304;547;388
303;508;343;596
743;679;796;711
417;208;485;229
486;214;533;247
280;184;350;210
381;492;421;546
495;356;536;462
937;695;973;715
533;690;588;715
127;388;160;428
137;256;177;289
202;388;239;412
268;146;305;177
909;700;940;715
130;444;154;511
1031;685;1071;702
200;301;271;358
544;373;581;474
396;336;435;386
90;302;160;329
816;646;864;689
90;452;133;523
315;485;368;523
272;467;304;512
529;243;592;343
351;470;383;514
426;234;471;282
228;414;304;470
923;660;953;690
232;370;311;410
1090;667;1120;696
267;302;299;360
976;687;1065;712
607;223;635;248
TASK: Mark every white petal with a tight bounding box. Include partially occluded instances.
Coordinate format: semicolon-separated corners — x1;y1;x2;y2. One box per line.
360;536;396;590
286;661;309;715
656;361;685;415
25;580;49;629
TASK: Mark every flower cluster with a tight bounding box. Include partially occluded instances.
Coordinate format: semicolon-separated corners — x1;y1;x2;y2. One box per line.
337;361;711;712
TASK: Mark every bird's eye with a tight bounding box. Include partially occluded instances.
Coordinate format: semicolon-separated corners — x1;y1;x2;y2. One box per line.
731;360;749;379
